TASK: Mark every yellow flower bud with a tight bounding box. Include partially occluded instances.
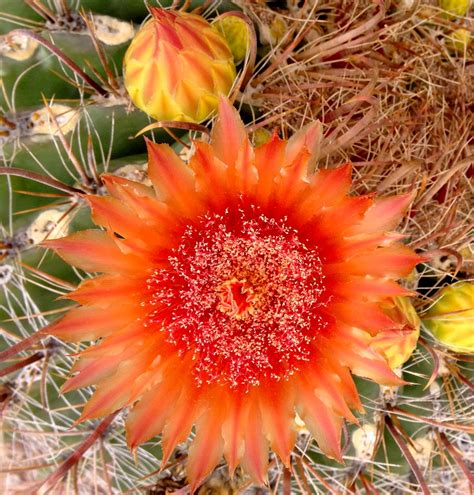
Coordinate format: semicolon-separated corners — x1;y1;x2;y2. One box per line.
251;128;272;146
123;8;236;123
372;297;421;369
439;0;471;17
212;15;249;64
446;28;472;53
424;282;474;353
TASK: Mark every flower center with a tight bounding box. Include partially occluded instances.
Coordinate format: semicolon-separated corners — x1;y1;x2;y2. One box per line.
217;278;257;319
146;205;329;388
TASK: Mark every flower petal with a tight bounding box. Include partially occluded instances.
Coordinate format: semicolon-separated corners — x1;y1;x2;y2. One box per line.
331;276;412;301
348;192;415;235
259;382;296;467
48;305;136;342
189;141;230;205
187;402;226;492
44;230;147;274
254;132;286;203
345;245;423;278
66;275;146;306
285;120;322;172
146;139;201;217
126;371;182;448
160;384;201;468
329;301;399;335
241;399;269;485
296;163;352;222
222;394;248;474
87;196;172;254
211;98;248;167
296;377;343;461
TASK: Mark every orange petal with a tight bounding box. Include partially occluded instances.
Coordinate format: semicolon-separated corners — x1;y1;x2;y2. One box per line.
325;359;363;412
222;394;249;474
329;301;399;335
47;305;136;342
102;174;154;201
296;377;343;461
241;399;269;485
348;192;415;235
44;230;147;274
66;275;145;306
285;120;322;171
332;276;412;301
189;141;230;205
234;138;258;195
254;132;286;203
79;338;163;422
87;195;171;254
101;174;180;233
328;329;403;385
275;148;311;207
345;245;423;278
296;163;352;221
315;195;374;235
307;364;358;423
62;353;125;392
160;383;200;468
259;382;296;467
146;139;201;217
187;403;226;492
334;233;404;261
126;370;182;448
211;98;249;167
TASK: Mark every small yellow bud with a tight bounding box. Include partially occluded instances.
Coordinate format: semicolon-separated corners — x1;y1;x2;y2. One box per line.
438;0;471;17
123;8;236;122
270;17;287;45
424;282;474;353
446;28;472;53
251;128;272;146
212;15;249;64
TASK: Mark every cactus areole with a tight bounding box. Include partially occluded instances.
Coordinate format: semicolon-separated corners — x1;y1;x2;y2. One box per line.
123;8;236;123
45;99;423;490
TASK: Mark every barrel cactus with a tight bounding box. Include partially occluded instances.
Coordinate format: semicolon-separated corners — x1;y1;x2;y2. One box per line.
1;1;472;494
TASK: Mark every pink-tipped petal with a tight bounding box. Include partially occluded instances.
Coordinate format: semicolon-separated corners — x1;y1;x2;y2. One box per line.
241;400;269;485
332;276;412;301
211;98;249;167
66;275;145;306
296;377;343;461
348;192;416;235
222;394;249;474
47;305;136;342
259;382;296;467
44;230;147;274
160;385;201;468
285;120;322;171
187;404;226;492
146;139;201;217
126;372;181;448
345;245;424;278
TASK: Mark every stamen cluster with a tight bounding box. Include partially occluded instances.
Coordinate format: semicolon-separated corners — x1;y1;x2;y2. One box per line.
146;206;328;388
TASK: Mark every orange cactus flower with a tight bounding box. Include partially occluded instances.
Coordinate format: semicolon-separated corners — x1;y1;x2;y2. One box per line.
45;99;423;490
123;8;236;122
